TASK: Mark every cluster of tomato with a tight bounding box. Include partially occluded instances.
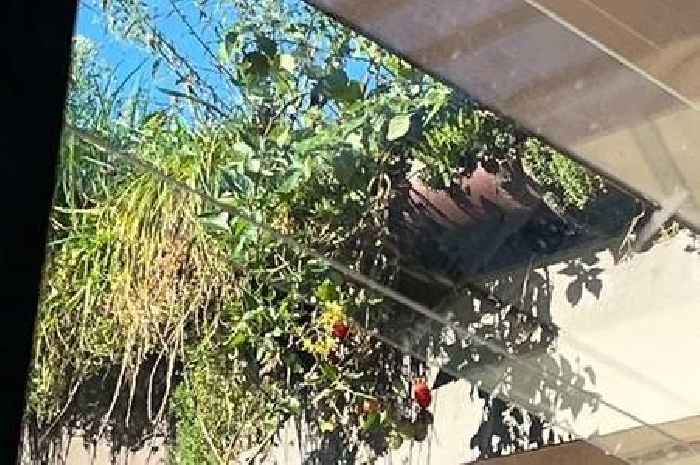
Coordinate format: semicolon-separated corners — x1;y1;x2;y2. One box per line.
331;319;431;404
330;319;434;443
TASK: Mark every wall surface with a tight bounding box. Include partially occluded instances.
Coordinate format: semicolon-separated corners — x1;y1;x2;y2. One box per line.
272;230;700;464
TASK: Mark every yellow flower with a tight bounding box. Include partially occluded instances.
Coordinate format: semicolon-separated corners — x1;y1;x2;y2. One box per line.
320;301;345;328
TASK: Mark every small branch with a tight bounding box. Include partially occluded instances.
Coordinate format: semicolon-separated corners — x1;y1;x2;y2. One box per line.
618;206;646;260
167;0;245;102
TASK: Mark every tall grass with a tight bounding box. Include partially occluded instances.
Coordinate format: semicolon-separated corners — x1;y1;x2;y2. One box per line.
25;38;239;458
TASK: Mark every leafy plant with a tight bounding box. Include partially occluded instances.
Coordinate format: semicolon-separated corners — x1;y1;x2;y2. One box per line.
26;1;609;464
523;139;604;210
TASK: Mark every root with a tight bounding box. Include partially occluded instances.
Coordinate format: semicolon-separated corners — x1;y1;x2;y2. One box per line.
147;349;165;424
97;350;128;441
125;349;142;429
154;343;178;425
38;375;83;444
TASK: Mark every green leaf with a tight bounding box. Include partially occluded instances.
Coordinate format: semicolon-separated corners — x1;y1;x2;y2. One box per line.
293;132;337;155
285;397;301;415
333;151;356;181
269;124;290;146
247;158;261;173
242;52;270;81
279;54;295;73
231;325;249;347
345;133;363;151
319;419;336;433
315;280;339;302
156;87;189;99
199;211;230;232
336;80;363;103
224;29;238;58
387;114;411;141
362;412;381;431
278;170;302;194
233;141;254;158
305;64;326;79
321;69;348;99
222;170;253;195
388;434;404;450
302;157;315;179
320;362;338;382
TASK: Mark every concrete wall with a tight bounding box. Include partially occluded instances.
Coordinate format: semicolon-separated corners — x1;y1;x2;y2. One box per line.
272;230;700;464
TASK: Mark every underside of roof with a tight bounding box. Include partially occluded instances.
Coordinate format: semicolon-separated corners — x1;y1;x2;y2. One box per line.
306;0;700;232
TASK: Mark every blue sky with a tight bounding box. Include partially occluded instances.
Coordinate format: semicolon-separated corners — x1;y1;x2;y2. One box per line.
75;0;234;110
74;0;370;116
76;4;149;76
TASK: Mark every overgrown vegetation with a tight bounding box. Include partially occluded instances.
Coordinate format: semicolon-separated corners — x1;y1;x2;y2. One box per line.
24;1;607;463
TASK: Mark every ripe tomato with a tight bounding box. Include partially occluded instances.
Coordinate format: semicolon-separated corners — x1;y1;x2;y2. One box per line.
413;380;432;409
331;320;349;339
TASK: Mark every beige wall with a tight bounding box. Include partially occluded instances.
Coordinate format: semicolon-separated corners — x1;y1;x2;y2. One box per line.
271;231;700;464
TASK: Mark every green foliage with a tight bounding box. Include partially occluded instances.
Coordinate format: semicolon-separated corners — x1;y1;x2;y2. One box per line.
412;106;481;188
29;1;607;463
523;139;605;209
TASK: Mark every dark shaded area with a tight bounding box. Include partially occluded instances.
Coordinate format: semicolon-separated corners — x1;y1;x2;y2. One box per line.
22;355;180;464
389;163;638;283
685;231;699;255
0;2;77;464
379;165;616;457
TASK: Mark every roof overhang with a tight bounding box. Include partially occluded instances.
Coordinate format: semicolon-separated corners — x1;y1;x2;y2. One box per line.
307;0;700;232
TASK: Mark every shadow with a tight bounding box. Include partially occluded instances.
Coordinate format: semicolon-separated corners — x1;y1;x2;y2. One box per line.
558;254;603;306
684;231;699;255
379;169;636;458
380;264;600;459
22;354;180;465
300;431;358;465
386;262;603;458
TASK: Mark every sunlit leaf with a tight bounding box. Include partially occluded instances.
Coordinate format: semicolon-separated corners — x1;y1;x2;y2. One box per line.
279;54;295;73
247;158;261;173
233;141;254;158
199;211;230;232
319;419;336;433
315;280;339;302
346;133;363;150
387;114;411;141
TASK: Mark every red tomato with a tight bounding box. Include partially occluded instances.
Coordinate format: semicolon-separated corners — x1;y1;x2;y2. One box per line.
332;321;349;339
413;380;432;409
